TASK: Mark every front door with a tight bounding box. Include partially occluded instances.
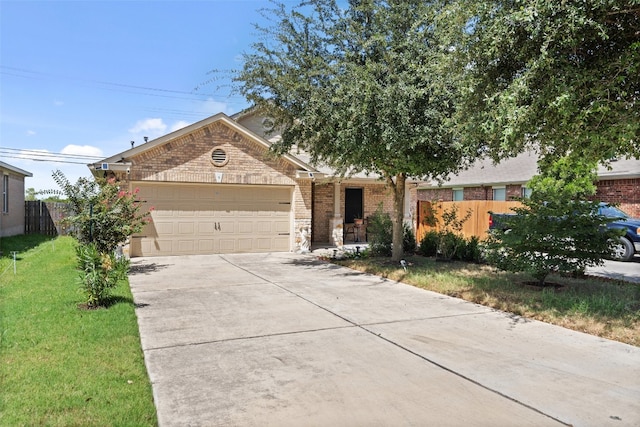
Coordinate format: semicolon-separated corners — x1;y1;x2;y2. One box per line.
344;188;363;223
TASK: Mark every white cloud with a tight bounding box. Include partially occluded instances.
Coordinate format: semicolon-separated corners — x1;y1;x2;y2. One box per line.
129;118;167;136
61;144;103;157
170;120;191;132
26;130;36;136
201;98;231;115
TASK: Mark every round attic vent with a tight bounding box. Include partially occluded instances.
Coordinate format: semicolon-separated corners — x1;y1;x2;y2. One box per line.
210;148;228;167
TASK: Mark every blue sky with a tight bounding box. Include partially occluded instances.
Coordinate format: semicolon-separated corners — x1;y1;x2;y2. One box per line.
1;0;281;192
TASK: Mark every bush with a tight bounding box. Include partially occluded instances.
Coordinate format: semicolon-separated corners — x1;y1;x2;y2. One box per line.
485;157;619;286
52;170;151;307
403;223;417;254
367;208;393;256
460;235;483;263
419;230;483;263
76;243;129;307
418;230;439;256
367;206;417;257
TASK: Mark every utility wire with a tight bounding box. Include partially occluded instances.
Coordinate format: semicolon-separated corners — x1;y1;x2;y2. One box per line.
0;147;105;160
0;65;223;98
0;154;94;165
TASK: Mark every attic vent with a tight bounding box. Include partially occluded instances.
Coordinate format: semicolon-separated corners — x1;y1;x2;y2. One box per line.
210;148;229;167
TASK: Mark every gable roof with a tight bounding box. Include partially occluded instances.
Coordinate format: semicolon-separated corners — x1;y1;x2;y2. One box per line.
421;152;640;189
91;112;317;173
0;161;32;177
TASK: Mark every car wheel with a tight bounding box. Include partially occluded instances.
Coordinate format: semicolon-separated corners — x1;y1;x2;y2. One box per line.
611;237;634;262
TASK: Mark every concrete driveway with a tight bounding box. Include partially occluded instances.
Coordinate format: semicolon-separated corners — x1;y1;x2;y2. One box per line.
586;256;640;283
128;253;640;427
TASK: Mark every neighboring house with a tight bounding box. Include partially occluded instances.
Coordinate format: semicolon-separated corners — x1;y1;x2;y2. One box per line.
90;111;414;257
0;161;32;237
417;151;640;217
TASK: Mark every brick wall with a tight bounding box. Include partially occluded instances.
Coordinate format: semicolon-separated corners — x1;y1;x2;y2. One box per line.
596;178;640;217
128;122;300;186
312;181;396;243
113;119;313;251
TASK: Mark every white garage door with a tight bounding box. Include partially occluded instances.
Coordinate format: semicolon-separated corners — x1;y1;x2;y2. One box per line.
130;183;292;256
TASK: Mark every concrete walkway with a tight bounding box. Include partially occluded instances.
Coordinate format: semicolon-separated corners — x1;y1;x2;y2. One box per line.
128;253;640;427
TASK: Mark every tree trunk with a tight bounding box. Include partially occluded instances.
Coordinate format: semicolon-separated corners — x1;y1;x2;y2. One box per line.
389;173;406;262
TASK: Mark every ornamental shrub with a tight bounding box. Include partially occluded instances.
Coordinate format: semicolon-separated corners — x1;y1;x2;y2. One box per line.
53;170;151;253
484;157;620;286
76;243;129;307
52;170;151;306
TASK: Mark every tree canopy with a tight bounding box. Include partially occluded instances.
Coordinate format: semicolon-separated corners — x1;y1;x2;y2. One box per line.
451;0;640;167
235;0;476;260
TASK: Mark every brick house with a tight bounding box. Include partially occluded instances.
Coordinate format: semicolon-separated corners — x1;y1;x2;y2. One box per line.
91;112;410;257
417;151;640;217
0;161;32;237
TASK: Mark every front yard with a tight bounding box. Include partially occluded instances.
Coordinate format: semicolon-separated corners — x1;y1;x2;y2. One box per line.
0;235;157;426
338;255;640;347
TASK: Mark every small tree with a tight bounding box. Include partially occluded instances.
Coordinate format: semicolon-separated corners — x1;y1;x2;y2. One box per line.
52;171;151;306
485;157;620;286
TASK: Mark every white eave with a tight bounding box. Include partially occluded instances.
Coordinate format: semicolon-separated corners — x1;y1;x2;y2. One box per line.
0;161;32;177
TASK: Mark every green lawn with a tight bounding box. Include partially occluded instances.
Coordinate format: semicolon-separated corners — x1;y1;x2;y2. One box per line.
0;235;157;426
339;255;640;347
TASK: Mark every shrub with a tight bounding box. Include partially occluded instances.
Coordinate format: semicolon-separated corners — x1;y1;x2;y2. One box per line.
53;170;151;253
52;170;151;307
403;223;417;254
76;243;129;307
485;157;619;286
460;235;483;263
418;230;439;256
367;207;393;256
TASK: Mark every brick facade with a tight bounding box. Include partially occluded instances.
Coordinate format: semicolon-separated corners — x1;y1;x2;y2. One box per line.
109;119;313;252
595;178;640;217
312;181;396;243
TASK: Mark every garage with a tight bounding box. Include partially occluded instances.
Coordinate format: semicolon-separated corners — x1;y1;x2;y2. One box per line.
130;182;292;256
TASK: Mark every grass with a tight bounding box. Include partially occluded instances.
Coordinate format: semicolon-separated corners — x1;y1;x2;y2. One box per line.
338;255;640;347
0;235;157;426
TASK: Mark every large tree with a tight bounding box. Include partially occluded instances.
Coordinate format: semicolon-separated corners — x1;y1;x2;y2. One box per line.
450;0;640;166
235;0;476;261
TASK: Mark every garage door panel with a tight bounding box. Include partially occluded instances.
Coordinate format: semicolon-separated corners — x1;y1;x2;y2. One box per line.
177;240;195;253
219;239;236;253
273;237;290;251
132;183;293;256
178;222;195;235
238;222;253;233
198;222;216;234
274;221;290;233
237;238;253;251
218;220;236;234
198;239;215;252
155;222;174;234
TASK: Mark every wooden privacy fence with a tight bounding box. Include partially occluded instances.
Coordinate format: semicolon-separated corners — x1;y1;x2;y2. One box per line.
25;201;70;236
416;200;522;242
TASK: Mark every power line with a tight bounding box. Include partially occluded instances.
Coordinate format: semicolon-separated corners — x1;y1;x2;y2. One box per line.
0;147;105;160
0;154;94;165
0;65;225;98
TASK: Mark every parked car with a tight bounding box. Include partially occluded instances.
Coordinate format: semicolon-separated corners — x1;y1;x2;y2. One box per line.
597;204;640;261
488;203;640;262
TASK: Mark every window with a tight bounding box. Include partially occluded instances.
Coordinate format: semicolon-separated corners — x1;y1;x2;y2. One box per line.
521;187;532;199
2;175;8;213
452;188;463;201
492;186;506;201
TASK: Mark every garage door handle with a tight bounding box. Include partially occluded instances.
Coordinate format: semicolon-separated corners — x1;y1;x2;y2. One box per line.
278;233;290;236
